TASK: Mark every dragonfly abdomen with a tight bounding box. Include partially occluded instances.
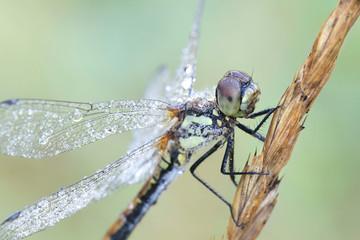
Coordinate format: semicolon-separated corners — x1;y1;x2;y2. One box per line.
103;133;189;239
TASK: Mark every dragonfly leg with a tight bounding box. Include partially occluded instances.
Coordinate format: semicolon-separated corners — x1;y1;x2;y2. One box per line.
223;132;237;186
236;106;279;142
190;138;244;228
247;107;277;119
220;134;269;187
190;140;231;207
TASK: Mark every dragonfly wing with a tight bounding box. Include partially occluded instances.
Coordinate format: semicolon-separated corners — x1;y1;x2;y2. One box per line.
130;1;205;148
0;136;163;240
129;67;171;150
0;99;172;158
165;0;204;104
143;65;171;101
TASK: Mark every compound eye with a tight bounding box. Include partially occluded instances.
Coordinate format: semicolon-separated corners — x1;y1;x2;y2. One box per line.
239;83;260;114
216;77;241;117
224;71;246;79
216;70;260;118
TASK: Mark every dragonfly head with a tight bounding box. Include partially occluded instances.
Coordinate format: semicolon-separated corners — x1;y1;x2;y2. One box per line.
215;71;260;118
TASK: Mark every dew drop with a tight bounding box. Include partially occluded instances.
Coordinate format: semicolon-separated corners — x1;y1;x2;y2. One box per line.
39;135;49;145
98;103;105;109
184;64;194;75
45;129;53;136
27;109;34;115
182;77;193;89
111;125;118;133
72;109;83;122
109;100;114;108
88;128;95;136
6;145;15;153
104;126;112;134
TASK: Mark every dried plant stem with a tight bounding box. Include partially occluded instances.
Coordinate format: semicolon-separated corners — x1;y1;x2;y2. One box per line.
227;0;360;239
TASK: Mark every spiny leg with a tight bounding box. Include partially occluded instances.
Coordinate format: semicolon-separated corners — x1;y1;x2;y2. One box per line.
190;106;278;226
220;134;269;187
190;140;243;227
228;107;278;180
247;107;277;119
189;141;228;205
211;107;278;225
236;106;279;141
223;131;237;187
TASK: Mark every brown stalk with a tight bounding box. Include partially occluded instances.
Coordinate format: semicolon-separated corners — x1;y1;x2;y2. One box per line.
227;0;360;239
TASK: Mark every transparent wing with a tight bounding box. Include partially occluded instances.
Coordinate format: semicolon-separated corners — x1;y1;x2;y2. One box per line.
130;66;172;150
165;0;204;104
143;65;171;101
0;136;163;240
130;0;205;148
0;99;172;158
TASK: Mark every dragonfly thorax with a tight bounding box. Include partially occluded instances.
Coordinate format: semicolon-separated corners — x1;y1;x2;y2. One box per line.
177;99;229;151
215;71;260;118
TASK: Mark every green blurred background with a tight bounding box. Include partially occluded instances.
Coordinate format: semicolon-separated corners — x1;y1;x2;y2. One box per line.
0;0;359;239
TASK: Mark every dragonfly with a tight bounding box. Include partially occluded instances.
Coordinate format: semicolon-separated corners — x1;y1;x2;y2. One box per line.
0;1;277;239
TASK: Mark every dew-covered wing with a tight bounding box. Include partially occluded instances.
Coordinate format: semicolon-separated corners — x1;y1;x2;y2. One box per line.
0;99;172;158
143;66;171;101
165;0;204;105
130;66;172;150
0;136;163;240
